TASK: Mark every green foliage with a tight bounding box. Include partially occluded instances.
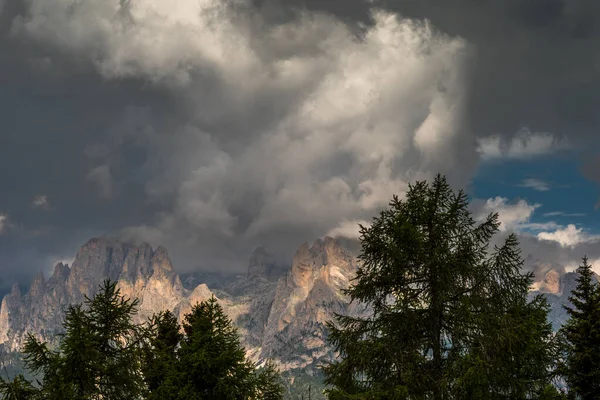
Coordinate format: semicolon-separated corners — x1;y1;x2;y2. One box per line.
147;296;285;400
559;256;600;399
0;280;147;400
324;174;557;399
0;374;38;400
282;367;327;400
256;361;287;400
142;310;182;394
0;283;284;400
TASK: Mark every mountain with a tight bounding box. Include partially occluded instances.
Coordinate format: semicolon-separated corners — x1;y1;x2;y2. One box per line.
2;236;595;399
0;238;215;353
530;268;599;330
259;237;361;370
0;236;360;398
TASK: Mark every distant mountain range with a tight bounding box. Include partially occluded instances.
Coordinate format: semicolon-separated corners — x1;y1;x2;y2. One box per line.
0;236;588;398
529;267;598;330
0;236;361;398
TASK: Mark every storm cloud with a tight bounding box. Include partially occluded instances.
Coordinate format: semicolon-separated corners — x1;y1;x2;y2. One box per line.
0;0;599;293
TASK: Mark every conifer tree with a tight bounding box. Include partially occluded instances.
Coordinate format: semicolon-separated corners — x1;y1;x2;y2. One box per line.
324;174;558;399
142;310;182;395
0;280;147;400
149;296;285;400
560;256;600;399
0;374;39;400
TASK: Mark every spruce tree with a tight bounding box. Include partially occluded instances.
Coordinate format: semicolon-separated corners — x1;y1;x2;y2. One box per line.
560;256;600;399
149;296;285;399
0;280;147;400
254;361;286;400
142;310;182;396
324;174;558;399
0;374;39;400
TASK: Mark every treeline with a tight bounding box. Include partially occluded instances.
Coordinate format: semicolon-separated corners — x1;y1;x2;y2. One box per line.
0;282;284;400
2;174;600;399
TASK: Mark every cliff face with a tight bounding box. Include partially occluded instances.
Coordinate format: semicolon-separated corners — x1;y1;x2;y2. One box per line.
6;236;591;378
530;268;600;330
0;238;213;353
259;237;360;369
0;236;360;374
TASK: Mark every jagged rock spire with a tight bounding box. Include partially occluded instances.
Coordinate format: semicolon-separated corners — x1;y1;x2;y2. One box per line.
247;246;275;279
29;271;46;298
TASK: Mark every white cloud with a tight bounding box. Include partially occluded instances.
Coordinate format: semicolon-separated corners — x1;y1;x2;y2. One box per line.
13;0;479;265
537;224;600;248
543;211;586;217
326;219;371;239
563;258;600;274
519;221;562;231
519;178;550;191
477;128;568;160
86;164;114;199
478;197;540;232
31;194;50;209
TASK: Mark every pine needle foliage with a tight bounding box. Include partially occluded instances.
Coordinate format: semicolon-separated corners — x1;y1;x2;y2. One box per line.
324;174;559;400
0;279;147;400
559;256;600;399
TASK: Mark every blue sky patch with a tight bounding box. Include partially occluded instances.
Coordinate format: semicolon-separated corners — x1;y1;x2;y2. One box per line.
471;151;600;234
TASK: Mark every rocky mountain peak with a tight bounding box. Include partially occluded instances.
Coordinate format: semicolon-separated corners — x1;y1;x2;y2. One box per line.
289;237;353;287
9;283;21;298
247;246;275;280
0;237;212;353
69;237;128;293
323;236;352;267
290;241;322;288
121;242;154;281
29;271;46;298
150;246;175;277
310;238;324;253
49;262;70;284
260;237;360;369
541;269;561;294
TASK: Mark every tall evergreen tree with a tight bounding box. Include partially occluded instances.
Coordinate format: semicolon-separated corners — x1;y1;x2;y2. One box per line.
560;256;600;399
149;296;285;400
142;310;182;395
324;174;558;399
0;280;147;400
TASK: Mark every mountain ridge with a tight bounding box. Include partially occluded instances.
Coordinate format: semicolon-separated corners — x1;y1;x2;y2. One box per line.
0;235;359;377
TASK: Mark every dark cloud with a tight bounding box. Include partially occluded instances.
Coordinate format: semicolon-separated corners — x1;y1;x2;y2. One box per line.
278;0;600;146
0;0;599;295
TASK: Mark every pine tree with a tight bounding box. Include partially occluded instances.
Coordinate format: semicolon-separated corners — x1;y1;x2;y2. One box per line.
254;360;286;400
324;174;558;399
150;296;285;399
142;310;182;396
0;280;147;400
0;374;39;400
560;256;600;399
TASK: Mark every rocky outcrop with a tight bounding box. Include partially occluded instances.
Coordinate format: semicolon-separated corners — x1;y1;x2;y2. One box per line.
531;269;562;295
0;238;213;353
259;237;359;369
0;236;360;376
530;269;600;330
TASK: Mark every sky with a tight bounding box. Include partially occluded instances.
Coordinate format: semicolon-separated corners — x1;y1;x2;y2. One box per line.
0;0;599;294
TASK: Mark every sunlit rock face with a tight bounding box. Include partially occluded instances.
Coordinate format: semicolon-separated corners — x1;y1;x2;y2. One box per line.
530;269;562;295
4;235;594;377
0;236;363;374
259;237;361;370
0;238;213;353
530;269;600;330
